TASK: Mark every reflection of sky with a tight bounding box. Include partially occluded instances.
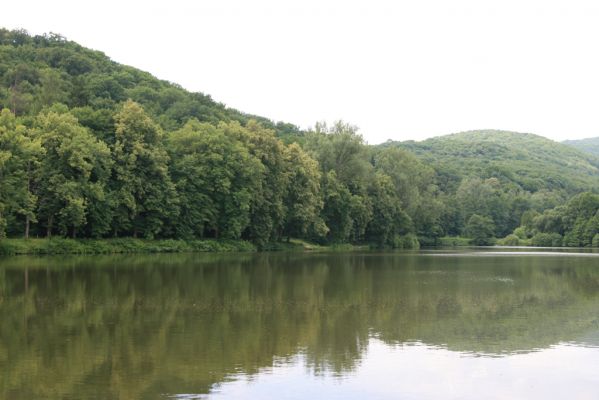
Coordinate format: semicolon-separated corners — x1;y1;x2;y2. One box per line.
190;339;599;400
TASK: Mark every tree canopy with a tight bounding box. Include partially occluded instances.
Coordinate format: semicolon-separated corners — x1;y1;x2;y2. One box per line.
1;29;598;247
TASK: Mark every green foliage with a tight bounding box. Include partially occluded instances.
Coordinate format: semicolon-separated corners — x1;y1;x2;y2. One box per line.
498;234;520;246
511;192;599;247
366;172;413;248
304;121;372;189
0;108;42;238
393;233;420;249
233;121;289;246
564;137;599;157
1;29;597;249
373;146;444;241
393;130;599;194
0;28;301;138
320;171;354;242
513;226;528;240
282;143;327;239
531;233;563;247
0;238;255;255
465;214;495;245
167;119;263;239
34;109;112;238
112;100;178;238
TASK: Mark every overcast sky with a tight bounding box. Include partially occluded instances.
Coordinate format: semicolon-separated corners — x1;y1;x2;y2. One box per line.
3;0;599;143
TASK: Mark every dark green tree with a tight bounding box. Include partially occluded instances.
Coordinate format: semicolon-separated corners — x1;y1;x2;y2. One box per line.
465;214;496;245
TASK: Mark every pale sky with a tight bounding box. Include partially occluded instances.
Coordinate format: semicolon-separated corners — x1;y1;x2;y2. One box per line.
3;0;599;143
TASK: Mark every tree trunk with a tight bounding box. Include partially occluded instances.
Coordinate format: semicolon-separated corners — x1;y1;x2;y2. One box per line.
25;161;32;239
46;216;53;238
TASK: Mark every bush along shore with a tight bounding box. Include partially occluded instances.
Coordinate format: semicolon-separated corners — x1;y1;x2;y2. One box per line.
0;236;420;256
0;238;257;255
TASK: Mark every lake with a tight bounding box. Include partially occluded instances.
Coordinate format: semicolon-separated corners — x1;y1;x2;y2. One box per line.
1;249;598;399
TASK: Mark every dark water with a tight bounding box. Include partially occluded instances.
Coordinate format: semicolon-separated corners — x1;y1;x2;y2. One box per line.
1;249;598;399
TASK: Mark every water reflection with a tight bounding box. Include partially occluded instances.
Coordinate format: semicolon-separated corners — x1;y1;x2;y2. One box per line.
0;252;598;399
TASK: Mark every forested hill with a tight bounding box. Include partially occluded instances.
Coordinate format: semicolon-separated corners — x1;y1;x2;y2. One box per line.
2;28;599;248
385;130;599;194
563;137;599;157
0;28;302;140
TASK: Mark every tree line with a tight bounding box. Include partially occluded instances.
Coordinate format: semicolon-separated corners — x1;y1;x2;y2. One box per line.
2;28;599;247
0;103;436;248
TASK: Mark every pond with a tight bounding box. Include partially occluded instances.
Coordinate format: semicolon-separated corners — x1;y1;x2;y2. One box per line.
1;249;598;399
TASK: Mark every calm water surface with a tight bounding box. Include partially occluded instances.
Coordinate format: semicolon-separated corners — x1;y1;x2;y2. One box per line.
1;249;598;399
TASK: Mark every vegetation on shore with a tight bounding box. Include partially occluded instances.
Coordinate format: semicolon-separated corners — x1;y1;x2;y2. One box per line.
0;237;383;255
0;238;256;255
1;28;599;250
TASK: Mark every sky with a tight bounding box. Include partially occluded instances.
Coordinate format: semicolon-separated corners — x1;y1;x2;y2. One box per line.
3;0;599;144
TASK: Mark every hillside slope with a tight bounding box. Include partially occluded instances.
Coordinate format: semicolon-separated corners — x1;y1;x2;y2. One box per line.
2;28;599;244
563;137;599;157
385;130;599;194
0;28;302;139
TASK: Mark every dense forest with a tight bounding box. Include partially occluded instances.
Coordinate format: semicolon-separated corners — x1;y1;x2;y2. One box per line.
2;28;599;248
564;137;599;157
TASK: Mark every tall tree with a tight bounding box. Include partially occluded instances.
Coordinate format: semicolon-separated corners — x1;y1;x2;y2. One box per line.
225;120;289;245
0;109;43;238
374;147;444;242
282;143;327;240
167;119;262;239
320;171;354;243
34;108;111;237
366;172;412;248
112;100;178;238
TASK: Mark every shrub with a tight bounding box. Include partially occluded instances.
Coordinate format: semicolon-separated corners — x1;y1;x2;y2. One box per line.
498;234;520;246
0;238;256;255
393;234;420;249
531;232;562;247
513;226;530;240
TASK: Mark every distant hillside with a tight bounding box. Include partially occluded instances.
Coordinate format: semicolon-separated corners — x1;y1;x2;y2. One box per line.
0;28;302;140
563;137;599;157
383;130;599;194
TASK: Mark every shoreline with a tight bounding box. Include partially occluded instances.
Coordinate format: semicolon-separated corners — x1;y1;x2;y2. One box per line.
0;237;371;256
0;238;257;255
1;237;594;256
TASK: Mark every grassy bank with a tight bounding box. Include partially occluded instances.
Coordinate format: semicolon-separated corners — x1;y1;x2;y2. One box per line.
0;237;389;256
0;238;257;255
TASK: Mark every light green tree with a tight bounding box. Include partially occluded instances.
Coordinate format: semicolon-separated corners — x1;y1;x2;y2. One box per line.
0;108;43;238
112;100;179;238
167;119;262;239
34;108;111;237
283;143;327;240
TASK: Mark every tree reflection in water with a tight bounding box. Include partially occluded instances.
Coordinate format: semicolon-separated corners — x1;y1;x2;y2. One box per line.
0;252;598;399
